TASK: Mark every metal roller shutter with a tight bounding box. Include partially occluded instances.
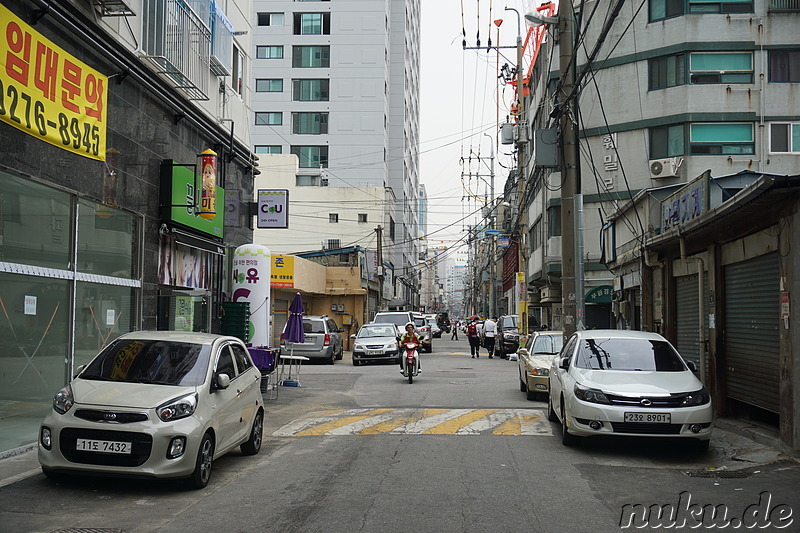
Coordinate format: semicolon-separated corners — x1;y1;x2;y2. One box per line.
675;273;709;378
724;253;780;414
272;298;289;348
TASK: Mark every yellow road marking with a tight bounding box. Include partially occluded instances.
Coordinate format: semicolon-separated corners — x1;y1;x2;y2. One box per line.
493;413;542;435
294;408;396;436
422;409;502;434
357;408;450;434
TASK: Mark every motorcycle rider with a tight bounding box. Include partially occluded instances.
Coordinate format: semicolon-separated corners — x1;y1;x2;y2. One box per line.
398;322;422;372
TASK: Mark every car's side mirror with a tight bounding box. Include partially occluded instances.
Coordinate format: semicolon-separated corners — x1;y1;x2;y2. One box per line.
350;334;356;339
215;373;231;390
517;348;528;356
73;364;86;379
686;360;697;372
559;357;570;369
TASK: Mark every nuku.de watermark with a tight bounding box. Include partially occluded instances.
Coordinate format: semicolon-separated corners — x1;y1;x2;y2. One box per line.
619;491;793;529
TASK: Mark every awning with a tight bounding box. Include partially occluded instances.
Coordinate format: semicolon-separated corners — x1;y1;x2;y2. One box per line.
170;226;225;255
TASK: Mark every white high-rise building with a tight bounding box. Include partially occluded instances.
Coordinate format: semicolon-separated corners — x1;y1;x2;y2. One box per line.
251;0;420;305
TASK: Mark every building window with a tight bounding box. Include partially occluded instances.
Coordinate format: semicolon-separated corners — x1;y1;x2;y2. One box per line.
769;123;800;153
649;0;752;21
292;79;330;101
231;43;245;96
689;52;753;84
547;207;561;238
293;46;330;68
257;13;284;26
256;46;284;59
296;175;319;186
358;213;368;223
389;217;396;241
255;146;282;154
649;54;685;90
255;112;282;126
294;13;331;35
530;217;543;251
255;79;283;92
329;213;339;223
649;124;685;159
290;146;329;168
292;112;329;134
769;50;800;82
689;123;754;154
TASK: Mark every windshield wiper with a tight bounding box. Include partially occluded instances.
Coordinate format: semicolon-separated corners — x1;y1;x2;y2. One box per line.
79;375;115;381
130;378;174;385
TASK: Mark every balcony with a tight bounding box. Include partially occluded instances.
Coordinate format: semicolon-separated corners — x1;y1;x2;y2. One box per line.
769;0;800;11
141;0;210;100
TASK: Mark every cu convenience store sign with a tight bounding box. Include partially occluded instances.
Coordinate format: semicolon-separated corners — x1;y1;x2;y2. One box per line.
0;3;108;160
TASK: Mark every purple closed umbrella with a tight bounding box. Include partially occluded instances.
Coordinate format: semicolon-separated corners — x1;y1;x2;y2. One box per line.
284;293;305;345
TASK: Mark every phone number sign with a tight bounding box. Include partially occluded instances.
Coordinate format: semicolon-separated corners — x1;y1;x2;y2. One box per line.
1;4;107;160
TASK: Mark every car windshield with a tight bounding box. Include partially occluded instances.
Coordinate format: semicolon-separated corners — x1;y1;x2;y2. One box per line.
573;338;686;371
500;316;517;329
531;334;563;355
304;320;326;334
375;314;408;327
80;339;211;386
358;326;395;338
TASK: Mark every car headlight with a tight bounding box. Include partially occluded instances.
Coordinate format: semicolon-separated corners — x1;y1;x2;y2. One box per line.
53;385;75;414
529;367;549;376
354;343;365;350
157;393;198;422
574;384;611;404
386;343;397;350
682;387;710;406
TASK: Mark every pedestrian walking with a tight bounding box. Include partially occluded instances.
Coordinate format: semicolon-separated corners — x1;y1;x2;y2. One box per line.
467;318;480;358
483;316;497;358
451;320;459;340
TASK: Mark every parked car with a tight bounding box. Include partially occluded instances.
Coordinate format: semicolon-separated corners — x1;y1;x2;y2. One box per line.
494;315;521;358
373;311;432;352
351;323;401;366
426;317;442;338
517;330;564;400
38;331;264;489
281;315;344;364
548;330;712;450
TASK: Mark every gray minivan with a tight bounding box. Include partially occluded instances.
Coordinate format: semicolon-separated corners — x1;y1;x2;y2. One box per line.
280;315;344;364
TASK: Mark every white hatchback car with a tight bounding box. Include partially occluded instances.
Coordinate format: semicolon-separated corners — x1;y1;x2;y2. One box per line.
39;331;264;488
548;330;712;450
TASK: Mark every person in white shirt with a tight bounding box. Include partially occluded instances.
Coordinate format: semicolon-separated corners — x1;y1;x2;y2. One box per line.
483;316;498;358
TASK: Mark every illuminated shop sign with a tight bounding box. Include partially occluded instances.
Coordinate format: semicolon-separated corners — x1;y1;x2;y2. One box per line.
162;161;225;238
0;4;108;160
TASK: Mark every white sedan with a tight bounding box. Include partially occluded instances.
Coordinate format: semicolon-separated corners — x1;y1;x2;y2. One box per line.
39;331;265;488
548;329;712;451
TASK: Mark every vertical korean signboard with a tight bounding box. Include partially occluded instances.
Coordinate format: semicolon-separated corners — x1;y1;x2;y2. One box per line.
0;4;108;160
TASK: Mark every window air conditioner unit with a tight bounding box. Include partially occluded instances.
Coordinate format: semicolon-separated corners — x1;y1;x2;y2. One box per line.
649;157;682;179
320;178;329;186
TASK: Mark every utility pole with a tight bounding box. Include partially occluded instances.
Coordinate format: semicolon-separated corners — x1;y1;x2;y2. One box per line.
559;0;579;337
376;225;384;311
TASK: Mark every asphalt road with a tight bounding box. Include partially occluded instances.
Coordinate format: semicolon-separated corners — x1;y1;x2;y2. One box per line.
1;337;798;532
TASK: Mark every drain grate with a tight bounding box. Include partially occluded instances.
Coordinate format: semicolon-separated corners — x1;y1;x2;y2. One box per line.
684;470;750;479
52;529;125;533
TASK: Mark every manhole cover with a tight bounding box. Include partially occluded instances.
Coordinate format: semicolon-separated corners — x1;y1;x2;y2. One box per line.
684;470;750;478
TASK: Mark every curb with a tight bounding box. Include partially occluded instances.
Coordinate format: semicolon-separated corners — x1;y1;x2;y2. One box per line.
714;418;797;459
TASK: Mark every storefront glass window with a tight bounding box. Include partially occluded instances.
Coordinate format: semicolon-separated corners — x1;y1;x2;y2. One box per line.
74;282;139;368
77;199;140;278
0;171;72;269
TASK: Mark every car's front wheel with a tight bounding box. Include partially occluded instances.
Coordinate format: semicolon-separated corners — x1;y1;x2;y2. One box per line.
188;433;215;489
560;403;579;446
241;410;263;456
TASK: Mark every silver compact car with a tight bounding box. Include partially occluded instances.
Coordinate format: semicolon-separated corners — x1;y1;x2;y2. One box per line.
39;331;264;489
548;330;712;450
280;315;344;364
351;323;401;365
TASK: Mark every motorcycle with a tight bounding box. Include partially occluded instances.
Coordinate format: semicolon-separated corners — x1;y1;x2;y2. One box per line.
401;342;420;384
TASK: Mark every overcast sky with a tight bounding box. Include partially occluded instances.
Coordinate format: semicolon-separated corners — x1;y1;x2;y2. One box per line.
419;0;534;262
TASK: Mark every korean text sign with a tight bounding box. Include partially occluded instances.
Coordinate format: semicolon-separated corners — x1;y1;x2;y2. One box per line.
0;4;108;160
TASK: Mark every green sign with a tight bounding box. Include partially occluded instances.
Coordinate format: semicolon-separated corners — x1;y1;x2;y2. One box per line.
585;285;613;304
166;162;224;238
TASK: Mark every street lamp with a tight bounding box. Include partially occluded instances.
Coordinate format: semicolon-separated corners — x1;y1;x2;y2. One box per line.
523;12;558;27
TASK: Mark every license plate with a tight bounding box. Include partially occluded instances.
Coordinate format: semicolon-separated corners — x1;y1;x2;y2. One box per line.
624;412;671;423
76;438;132;454
367;350;384;356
